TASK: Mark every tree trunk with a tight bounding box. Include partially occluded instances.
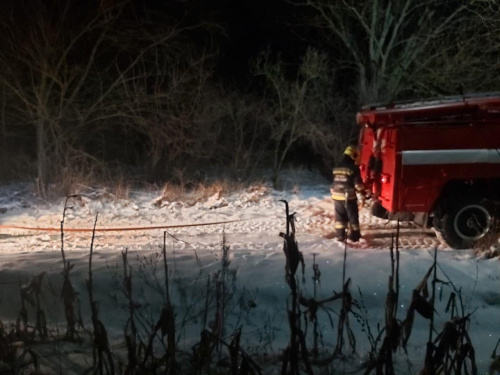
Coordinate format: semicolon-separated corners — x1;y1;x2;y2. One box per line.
0;90;5;176
36;120;48;197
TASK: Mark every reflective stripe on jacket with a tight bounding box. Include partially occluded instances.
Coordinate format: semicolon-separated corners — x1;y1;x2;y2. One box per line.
331;156;364;201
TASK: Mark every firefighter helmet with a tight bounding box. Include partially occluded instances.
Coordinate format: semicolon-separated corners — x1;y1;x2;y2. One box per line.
344;145;359;161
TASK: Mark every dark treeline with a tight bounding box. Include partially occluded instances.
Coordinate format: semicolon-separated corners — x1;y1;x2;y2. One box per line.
0;0;499;194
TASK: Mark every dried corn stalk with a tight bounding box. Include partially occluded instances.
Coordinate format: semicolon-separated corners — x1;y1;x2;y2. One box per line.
402;264;435;347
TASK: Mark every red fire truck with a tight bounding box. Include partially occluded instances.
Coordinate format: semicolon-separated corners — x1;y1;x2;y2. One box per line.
356;93;500;249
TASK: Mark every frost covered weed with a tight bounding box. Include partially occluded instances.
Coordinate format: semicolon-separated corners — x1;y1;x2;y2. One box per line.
242;184;270;204
60;197;84;342
279;200;313;373
136;251;170;302
154;179;270;209
19;273;49;340
119;249;140;374
191;179;249;201
111;177;130;200
196;179;231;197
58;159;126;199
491;339;500;375
86;214;114;374
474;217;500;258
1;202;494;375
188;230;265;374
0;320;17;371
158;182;186;204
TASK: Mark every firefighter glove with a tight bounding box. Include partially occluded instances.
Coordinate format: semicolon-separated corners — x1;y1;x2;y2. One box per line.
356;192;365;206
364;189;372;200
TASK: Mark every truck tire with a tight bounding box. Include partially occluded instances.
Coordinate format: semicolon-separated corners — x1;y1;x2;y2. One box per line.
371;200;389;219
440;198;492;249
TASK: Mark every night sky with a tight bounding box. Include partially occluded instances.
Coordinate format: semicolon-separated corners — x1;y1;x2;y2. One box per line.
189;0;308;82
3;0;309;84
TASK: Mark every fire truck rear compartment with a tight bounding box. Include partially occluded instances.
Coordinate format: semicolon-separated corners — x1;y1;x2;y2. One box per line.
357;93;500;249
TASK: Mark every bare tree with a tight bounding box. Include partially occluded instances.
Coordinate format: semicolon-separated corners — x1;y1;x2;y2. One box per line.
303;0;468;104
0;0;197;194
254;48;343;187
214;90;270;177
411;1;500;96
107;45;227;181
0;1;113;194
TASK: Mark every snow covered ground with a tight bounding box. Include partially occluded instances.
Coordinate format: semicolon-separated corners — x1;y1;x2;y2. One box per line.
0;170;499;374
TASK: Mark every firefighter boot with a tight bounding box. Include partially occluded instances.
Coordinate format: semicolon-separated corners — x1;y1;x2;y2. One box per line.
336;228;346;242
349;230;361;242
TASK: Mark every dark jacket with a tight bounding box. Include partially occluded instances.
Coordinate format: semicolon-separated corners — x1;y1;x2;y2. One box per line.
331;155;364;201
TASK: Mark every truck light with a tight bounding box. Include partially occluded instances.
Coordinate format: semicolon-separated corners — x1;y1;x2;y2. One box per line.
381;174;390;184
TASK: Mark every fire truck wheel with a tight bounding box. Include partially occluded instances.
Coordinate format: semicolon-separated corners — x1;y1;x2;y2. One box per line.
441;200;492;249
371;200;389;219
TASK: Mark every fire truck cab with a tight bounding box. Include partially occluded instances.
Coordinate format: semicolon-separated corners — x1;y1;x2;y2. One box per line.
356;93;500;249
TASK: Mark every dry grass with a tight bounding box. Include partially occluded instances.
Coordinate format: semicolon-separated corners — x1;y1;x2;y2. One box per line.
111;177;130;200
155;182;186;205
55;160;133;201
243;185;270;203
156;178;268;207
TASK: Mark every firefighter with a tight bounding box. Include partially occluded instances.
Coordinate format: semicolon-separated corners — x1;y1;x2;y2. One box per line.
330;145;365;242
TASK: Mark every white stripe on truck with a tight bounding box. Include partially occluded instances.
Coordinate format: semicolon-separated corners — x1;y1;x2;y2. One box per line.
401;149;500;165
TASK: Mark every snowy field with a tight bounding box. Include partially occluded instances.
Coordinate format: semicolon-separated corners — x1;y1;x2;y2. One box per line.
0;170;499;374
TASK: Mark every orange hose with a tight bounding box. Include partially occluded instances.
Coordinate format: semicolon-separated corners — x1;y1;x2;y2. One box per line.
0;218;253;233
